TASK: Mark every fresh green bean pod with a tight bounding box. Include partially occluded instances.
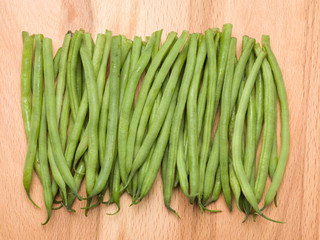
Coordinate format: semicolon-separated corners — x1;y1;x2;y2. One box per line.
198;29;218;202
269;80;278;205
197;63;208;137
80;43;100;195
203;128;220;204
56;33;72;122
262;35;289;208
255;70;264;145
53;47;62;79
43;38;80;199
254;45;275;203
138;81;179;205
218;38;236;210
125;34;188;192
129;36;143;75
66;157;86;210
23;35;43;208
88;36;121;197
67;30;84;121
187;35;206;203
212;24;232;120
210;166;222;202
39;94;53;224
117;33;156;184
124;32;180;174
176;116;189;197
244;53;257;180
130;31;188;172
21;36;33;142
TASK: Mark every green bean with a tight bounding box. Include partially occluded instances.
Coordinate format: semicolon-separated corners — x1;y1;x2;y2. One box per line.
80;42;100;195
269;81;278;206
22;31;29;42
161;147;169;190
197;63;208;137
120;50;131;107
241;51;258;216
38;94;52;224
153;30;163;58
218;38;236;210
74;31;112;165
230;38;255;112
125;33;188;192
107;158;121;215
88;36;121;197
262;35;289;208
136;90;162;199
21;36;33;142
203;128;220;204
84;32;94;58
43;38;80;199
130;31;188;173
48;140;67;205
53;47;62;79
212;24;232;120
253;45;275;203
66;33;107;171
138;80;179;205
129;36;143;75
23;35;43;208
59;90;71;152
176;116;189;197
162;46;191;207
244;53;257;180
255;70;264;145
166;33;197;199
117;33;156;184
210;166;222;202
98;80;110;164
183;115;189;175
198;29;218;202
120;35;132;67
124;32;178;174
74;33;107;165
232;50;282;222
76;55;82;102
56;33;72;122
67;30;84;121
187;35;206;203
66;157;86;210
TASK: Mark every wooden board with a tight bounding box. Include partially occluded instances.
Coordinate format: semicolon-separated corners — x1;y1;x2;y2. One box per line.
0;0;319;239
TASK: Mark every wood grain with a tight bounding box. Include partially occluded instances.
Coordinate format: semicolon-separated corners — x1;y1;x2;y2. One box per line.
0;0;319;239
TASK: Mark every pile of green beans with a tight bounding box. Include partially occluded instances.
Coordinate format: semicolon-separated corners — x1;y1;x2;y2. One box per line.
21;24;289;224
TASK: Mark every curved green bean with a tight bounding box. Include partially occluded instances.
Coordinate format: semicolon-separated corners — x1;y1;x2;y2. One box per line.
218;38;236;210
39;94;52;224
128;31;188;174
67;30;84;121
199;29;218;202
80;43;100;195
55;33;72;122
88;36;121;197
43;38;80;199
124;32;178;174
23;35;43;208
187;35;206;203
254;45;275;203
118;33;156;184
262;35;290;208
232;50;282;222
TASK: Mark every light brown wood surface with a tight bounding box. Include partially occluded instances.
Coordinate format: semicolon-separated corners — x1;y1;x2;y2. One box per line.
0;0;319;239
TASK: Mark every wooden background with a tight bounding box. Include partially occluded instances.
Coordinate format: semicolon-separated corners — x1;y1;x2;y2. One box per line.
0;0;319;239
